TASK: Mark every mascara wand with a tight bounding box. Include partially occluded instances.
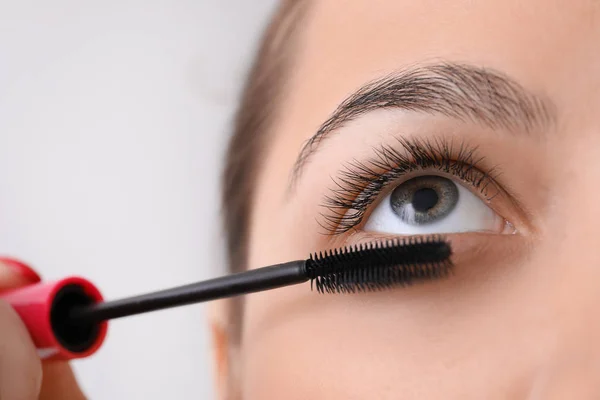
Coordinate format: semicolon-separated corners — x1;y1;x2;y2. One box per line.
0;236;451;361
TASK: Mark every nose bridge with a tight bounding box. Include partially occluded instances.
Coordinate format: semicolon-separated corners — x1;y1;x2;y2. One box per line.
552;132;600;264
545;134;600;327
525;133;600;396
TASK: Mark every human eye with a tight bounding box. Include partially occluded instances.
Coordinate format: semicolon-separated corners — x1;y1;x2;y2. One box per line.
365;174;505;234
319;136;516;236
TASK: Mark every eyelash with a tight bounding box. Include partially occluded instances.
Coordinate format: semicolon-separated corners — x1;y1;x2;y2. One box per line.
319;136;501;234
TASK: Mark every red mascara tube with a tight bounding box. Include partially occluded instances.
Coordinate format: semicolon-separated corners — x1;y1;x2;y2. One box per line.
0;277;107;361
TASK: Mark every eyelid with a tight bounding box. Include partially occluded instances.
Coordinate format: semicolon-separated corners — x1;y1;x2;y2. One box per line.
319;136;507;235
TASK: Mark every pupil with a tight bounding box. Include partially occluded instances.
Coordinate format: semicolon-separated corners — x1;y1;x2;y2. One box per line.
412;187;439;212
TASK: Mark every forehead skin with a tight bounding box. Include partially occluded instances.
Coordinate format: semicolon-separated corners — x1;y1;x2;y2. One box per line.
240;0;600;399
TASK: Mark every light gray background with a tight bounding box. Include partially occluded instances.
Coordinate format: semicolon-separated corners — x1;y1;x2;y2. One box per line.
0;1;277;398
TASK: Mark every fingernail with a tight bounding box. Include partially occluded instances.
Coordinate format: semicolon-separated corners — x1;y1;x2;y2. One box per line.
0;257;42;283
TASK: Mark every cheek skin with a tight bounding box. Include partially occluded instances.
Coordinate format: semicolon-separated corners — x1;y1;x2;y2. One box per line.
239;235;545;399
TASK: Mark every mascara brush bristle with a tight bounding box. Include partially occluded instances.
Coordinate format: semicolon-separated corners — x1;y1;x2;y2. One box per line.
305;235;452;293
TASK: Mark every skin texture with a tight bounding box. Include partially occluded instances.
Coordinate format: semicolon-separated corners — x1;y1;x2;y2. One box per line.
212;0;600;399
0;261;86;399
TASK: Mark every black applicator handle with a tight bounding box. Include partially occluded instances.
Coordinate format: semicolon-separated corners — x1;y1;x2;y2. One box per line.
1;236;451;361
70;260;307;324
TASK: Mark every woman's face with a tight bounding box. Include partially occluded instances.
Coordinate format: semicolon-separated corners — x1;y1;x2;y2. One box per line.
235;0;600;398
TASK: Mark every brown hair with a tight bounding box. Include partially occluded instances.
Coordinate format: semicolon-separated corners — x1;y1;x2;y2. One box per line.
221;1;307;339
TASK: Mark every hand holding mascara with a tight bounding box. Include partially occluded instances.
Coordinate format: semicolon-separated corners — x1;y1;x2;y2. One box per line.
0;259;88;400
0;236;451;362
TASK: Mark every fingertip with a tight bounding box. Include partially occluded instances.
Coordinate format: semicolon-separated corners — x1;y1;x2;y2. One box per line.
39;362;87;400
0;300;44;400
0;257;42;288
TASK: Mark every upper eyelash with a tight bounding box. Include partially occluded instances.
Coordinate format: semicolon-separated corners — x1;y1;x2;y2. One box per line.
319;136;501;235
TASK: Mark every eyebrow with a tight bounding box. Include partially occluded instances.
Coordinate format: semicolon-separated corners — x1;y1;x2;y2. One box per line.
290;62;555;186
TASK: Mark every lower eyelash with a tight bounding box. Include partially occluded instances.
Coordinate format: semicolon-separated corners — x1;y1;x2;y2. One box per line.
319;136;501;234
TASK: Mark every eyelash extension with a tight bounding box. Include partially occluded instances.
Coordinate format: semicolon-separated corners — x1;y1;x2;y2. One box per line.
320;136;501;234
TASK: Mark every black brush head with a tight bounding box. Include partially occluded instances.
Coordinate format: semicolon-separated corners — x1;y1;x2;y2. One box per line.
305;235;452;293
